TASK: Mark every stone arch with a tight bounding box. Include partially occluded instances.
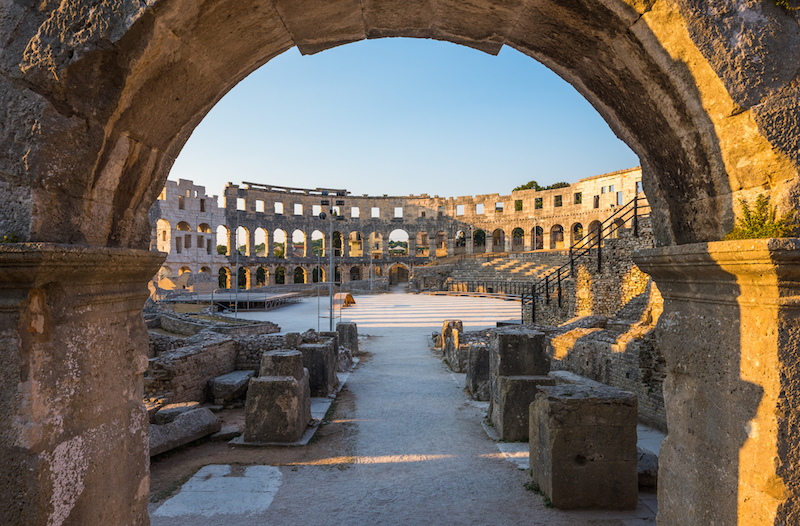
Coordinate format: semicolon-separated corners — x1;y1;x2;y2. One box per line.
291;229;306;258
333;231;343;257
588;220;602;244
454;230;467;255
369;232;384;259
236;226;250;256
218;267;231;289
254;228;268;257
158;266;173;281
612;218;626;238
491;229;505;253
473;229;486;254
237;266;249;289
350;266;362;281
389;263;410;285
416;231;430;257
176;221;191;232
550;224;564;250
256;266;268;287
198;223;212;233
199;266;211;274
389;229;410;257
349;231;364;258
156;219;171;253
179;266;192;275
435;231;448;257
532;226;544;251
275;265;286;285
311;230;325;256
312;266;325;283
273;229;287;258
293;266;306;284
511;227;525;252
7;3;800;524
216;225;231;256
571;222;584;247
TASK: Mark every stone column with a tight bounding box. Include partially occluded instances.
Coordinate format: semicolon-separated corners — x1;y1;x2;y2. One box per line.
341;233;349;259
447;236;455;257
467;231;474;255
634;239;800;526
504;233;512;252
428;235;437;259
0;244;163;526
381;232;390;259
408;236;417;258
485;234;493;253
247;229;255;257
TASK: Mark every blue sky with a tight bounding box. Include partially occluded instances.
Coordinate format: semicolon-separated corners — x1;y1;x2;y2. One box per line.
168;38;638;200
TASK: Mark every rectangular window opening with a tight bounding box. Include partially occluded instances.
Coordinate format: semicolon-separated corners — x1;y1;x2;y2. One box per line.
456;204;465;216
237;198;246;211
275;202;284;215
573;193;582;205
256;200;265;213
534;198;543;209
294;203;303;215
554;195;562;207
178;196;185;210
351;206;359;218
476;203;484;214
636;181;643;194
617;191;624;206
200;198;206;212
515;200;523;212
394;207;403;218
313;205;322;216
495;202;504;213
593;195;600;209
371;207;380;218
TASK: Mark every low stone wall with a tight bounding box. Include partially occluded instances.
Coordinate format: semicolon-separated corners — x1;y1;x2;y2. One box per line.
148;332;187;358
159;314;207;336
210;321;279;337
145;333;238;404
235;335;289;370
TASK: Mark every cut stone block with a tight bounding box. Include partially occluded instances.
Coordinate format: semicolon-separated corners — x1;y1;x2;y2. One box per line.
338;347;354;372
529;385;638;510
637;447;658;488
149;408;221;456
208;370;256;405
337;322;358;353
260;349;304;379
244;375;311;443
299;342;339;396
441;320;463;349
491;375;555;441
466;343;490;400
490;329;550;377
154;401;201;425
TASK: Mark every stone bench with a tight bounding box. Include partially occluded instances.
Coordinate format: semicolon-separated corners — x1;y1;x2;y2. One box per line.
529;384;638;509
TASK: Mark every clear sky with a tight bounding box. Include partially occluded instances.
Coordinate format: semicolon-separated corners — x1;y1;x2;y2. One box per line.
168;38;639;201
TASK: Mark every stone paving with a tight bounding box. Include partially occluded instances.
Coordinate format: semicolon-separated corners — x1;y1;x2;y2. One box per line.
149;288;657;525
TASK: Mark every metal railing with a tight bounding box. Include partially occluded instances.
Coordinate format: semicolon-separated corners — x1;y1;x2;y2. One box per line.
525;195;650;322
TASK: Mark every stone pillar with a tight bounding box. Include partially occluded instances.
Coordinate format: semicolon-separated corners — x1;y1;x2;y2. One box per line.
381;232;390;259
523;230;531;252
467;231;474;255
226;227;233;256
429;235;436;259
504;233;512;252
634;239;800;526
485;234;493;253
447;236;455;257
248;229;255;257
341;234;349;259
408;236;417;258
0;244;163;526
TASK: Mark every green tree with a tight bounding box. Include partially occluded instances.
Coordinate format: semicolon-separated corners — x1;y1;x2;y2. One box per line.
217;244;227;255
725;194;797;240
513;180;570;192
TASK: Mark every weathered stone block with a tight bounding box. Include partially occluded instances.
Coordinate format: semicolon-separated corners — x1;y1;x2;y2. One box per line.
260;349;304;379
491;375;555;441
244;375;311;443
441;319;463;349
208;370;256;405
637;447;658;488
299;342;339;396
530;385;638;510
337;322;358;353
154;401;201;425
490;328;550;377
150;408;221;456
466;343;490;400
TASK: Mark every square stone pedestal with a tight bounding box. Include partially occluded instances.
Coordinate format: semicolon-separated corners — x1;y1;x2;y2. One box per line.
298;342;338;396
244;375;311;443
530;384;638;510
493;376;555;441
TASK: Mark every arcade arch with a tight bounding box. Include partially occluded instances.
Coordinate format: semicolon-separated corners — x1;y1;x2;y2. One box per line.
473;229;486;254
512;227;524;252
292;229;306;258
216;225;231;255
293;267;306;284
349;231;364;258
273;229;287;258
435;232;448;257
369;232;384;259
416;232;429;257
156;219;171;253
389;263;410;285
389;229;410;257
5;3;800;525
311;230;325;256
491;229;505;253
454;230;467;255
532;226;544;251
236;226;249;256
254;228;268;257
550;225;565;250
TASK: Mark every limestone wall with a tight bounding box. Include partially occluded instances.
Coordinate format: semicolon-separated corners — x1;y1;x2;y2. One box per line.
145;333;239;404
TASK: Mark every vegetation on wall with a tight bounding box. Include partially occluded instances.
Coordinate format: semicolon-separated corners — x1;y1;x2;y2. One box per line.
513;180;570;192
1;233;19;243
725;194;797;240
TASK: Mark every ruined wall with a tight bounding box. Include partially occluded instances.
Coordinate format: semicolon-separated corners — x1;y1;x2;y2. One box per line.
527;217;660;326
234;334;289;370
145;333;238;404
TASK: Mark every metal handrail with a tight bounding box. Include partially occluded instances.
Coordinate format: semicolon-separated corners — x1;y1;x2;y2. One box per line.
528;195;650;322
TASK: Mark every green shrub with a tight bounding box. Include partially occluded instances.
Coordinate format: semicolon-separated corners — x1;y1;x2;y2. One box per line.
1;233;19;243
725;194;797;240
